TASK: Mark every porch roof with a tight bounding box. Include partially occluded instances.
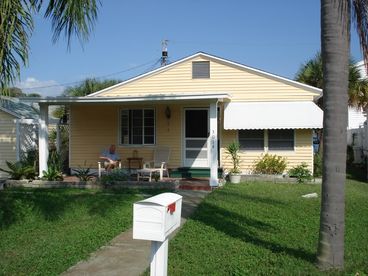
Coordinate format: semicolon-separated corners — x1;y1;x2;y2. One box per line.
224;101;323;129
23;93;231;105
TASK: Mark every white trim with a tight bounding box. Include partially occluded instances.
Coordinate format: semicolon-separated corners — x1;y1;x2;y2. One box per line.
26;93;231;105
15;119;20;161
69;105;72;173
38;104;49;177
87;52;321;97
209;101;219;186
18;118;38;125
311;129;314;175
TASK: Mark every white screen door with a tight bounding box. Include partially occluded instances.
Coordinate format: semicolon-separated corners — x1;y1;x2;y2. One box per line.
184;108;209;167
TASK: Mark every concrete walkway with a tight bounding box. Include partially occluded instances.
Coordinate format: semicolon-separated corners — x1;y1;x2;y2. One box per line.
62;190;209;276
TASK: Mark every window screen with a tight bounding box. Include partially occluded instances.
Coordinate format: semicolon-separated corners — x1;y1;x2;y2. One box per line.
120;109;155;145
192;61;210;78
268;129;294;150
239;130;264;150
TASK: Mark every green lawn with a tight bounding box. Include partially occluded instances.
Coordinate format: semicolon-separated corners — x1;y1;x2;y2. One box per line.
168;180;368;275
0;188;155;275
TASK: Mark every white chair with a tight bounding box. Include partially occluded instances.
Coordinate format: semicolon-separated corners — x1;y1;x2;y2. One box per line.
137;146;170;181
98;159;122;178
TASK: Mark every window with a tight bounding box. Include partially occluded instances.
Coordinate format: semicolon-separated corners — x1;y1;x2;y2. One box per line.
239;130;264;150
192;61;210;78
268;129;294;150
120;109;155;145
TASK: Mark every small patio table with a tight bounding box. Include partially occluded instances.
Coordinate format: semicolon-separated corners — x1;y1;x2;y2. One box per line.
127;157;143;170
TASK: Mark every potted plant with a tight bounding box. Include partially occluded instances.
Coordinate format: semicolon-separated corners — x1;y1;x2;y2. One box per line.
226;141;241;183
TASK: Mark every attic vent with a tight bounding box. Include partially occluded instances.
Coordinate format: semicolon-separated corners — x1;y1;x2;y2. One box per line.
192;61;210;79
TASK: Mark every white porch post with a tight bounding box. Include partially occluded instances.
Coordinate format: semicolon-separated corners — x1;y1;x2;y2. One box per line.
15;119;20;161
38;103;49;177
209;101;218;187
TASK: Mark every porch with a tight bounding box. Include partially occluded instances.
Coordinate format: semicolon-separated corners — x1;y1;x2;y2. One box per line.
33;93;230;187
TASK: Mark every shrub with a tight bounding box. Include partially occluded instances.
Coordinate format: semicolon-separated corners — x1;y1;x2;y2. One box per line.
48;151;63;172
100;168;130;185
0;161;36;180
42;166;63;181
226;141;241;174
253;154;287;175
313;152;322;177
288;163;312;183
74;167;96;181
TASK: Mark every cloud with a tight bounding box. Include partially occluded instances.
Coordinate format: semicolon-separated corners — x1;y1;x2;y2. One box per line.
16;77;65;97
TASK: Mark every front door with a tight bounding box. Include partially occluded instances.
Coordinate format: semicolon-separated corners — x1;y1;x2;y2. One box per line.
184;108;209;167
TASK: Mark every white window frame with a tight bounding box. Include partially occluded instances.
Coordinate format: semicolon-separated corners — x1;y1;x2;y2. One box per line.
119;108;156;146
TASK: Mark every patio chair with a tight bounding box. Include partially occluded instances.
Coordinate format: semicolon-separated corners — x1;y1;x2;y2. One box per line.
137;146;170;181
97;159;122;178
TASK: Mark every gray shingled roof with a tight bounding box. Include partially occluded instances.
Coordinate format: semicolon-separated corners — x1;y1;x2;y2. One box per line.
0;97;39;119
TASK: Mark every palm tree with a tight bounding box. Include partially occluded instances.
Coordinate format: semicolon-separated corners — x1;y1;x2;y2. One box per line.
296;52;368;108
0;0;99;90
318;0;368;270
63;78;120;97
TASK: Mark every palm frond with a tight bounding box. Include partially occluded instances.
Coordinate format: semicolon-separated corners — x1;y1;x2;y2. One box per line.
0;0;34;89
44;0;100;48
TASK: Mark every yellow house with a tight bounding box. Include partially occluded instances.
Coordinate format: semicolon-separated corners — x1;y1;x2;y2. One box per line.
35;52;323;186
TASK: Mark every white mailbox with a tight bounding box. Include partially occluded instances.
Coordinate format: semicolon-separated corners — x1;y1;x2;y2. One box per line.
133;192;183;242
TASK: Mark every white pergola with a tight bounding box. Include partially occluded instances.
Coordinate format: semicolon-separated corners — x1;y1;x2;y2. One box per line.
34;93;231;187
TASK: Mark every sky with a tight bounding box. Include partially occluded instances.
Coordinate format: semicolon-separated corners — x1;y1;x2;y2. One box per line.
18;0;364;97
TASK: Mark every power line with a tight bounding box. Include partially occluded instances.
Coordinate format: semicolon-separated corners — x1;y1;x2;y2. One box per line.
20;58;158;90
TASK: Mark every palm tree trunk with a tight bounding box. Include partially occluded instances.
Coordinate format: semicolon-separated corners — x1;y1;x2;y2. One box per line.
317;0;349;270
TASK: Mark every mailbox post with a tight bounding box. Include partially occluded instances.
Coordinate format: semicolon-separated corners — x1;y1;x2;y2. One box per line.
133;193;183;276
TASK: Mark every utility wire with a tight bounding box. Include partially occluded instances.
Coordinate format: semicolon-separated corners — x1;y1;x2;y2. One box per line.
20;58;158;90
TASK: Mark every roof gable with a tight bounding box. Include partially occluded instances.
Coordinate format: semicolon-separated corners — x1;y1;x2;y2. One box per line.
88;52;321;98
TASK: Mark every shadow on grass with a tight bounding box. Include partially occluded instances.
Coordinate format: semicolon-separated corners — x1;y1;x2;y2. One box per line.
0;188;158;229
191;201;316;264
218;189;286;206
346;163;367;182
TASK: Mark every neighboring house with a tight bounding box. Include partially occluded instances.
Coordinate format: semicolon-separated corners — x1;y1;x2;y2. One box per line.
0;97;39;178
348;61;368;163
34;52;323;186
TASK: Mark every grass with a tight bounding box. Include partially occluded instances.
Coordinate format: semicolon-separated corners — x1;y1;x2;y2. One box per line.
168;180;368;275
0;188;158;275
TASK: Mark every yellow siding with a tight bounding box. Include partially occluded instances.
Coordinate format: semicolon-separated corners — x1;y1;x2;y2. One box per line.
70;103;189;169
0;110;17;177
100;56;318;101
221;129;313;174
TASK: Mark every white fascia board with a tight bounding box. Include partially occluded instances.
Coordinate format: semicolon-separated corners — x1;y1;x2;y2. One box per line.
88;52;322;97
25;93;231;105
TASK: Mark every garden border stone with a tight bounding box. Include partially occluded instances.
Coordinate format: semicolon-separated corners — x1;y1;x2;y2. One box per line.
4;179;179;190
239;174;322;184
